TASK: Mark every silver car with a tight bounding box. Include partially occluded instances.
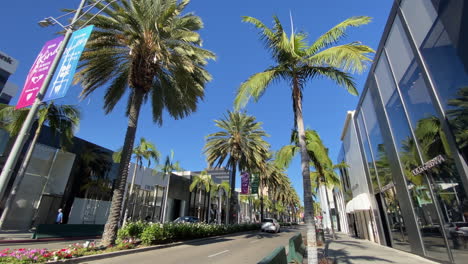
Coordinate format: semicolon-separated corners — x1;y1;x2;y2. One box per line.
261;218;280;233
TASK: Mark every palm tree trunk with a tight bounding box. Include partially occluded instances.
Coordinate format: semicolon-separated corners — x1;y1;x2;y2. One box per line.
218;190;222;225
293;80;317;263
324;185;336;239
122;162;139;226
249;195;253;223
0;122;42;228
208;194;212;223
198;188;202;219
101;88;144;246
161;173;170;222
229;165;237;224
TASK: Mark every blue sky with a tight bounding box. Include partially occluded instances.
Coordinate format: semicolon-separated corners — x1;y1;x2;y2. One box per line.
1;0;393;203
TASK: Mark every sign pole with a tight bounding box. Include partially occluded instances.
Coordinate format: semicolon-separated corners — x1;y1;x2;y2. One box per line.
0;0;87;203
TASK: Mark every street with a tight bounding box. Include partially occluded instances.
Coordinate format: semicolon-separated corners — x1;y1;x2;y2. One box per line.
82;226;304;264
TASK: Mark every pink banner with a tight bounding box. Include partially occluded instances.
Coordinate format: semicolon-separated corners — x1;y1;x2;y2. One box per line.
16;36;64;109
241;172;250;194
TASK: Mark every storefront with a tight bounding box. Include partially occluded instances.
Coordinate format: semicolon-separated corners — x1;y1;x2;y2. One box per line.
338;1;468;262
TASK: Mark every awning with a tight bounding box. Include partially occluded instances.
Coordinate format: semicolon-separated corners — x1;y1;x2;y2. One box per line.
346;193;372;213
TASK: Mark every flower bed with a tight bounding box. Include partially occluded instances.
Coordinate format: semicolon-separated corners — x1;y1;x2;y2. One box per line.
0;223;260;263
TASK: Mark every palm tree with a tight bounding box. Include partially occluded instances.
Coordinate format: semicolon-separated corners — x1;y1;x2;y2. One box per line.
0;102;80;228
72;0;215;245
157;150;183;223
311;161;345;240
211;181;231;224
189;171;213;220
113;137;160;225
277;128;344;238
235;15;373;259
204;111;270;223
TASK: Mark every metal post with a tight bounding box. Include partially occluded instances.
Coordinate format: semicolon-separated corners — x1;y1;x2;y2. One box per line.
0;0;88;201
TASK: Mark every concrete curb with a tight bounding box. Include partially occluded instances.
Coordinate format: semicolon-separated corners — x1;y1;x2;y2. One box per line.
46;230;258;264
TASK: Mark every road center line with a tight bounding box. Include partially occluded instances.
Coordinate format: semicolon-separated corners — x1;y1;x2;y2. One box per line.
249;240;259;244
208;250;229;258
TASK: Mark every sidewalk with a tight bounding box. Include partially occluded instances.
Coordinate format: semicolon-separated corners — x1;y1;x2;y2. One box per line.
325;233;438;264
0;231;33;241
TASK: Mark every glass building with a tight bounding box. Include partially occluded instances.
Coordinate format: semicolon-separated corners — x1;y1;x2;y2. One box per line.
339;1;468;263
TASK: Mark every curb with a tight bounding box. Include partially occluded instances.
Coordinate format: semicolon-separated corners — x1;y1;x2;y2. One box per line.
0;236;101;244
46;230;259;264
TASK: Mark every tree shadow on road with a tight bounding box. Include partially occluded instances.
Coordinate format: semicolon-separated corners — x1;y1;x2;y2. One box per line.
185;237;233;246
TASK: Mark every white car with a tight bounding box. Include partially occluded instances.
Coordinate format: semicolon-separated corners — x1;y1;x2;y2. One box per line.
261;218;280;233
445;222;468;238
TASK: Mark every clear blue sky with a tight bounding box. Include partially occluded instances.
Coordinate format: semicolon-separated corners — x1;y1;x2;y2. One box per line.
1;0;393;203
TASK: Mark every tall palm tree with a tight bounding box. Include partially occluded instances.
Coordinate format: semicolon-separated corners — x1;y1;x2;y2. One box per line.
0;103;80;228
204;111;270;223
211;181;231;224
113;137;160;224
235;15;373;260
157;150;182;223
189;171;213;220
72;0;215;245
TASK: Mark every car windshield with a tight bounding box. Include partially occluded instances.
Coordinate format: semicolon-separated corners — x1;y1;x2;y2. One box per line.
263;219;273;223
455;223;468;227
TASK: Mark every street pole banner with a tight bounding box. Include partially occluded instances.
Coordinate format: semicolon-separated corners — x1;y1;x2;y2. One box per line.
16;36;64;109
43;25;94;102
251;174;259;194
241;172;250;194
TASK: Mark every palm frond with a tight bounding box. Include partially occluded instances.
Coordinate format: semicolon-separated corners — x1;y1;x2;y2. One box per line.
308;16;372;54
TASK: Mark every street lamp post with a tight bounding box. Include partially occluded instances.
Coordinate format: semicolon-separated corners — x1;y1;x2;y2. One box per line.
0;0;88;207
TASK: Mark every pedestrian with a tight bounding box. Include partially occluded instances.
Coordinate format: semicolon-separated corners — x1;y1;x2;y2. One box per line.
56;208;63;224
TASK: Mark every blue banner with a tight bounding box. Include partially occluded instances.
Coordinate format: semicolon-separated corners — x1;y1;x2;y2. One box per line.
43;25;93;102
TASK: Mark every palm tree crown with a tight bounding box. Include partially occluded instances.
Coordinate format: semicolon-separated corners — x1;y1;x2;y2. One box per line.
113;137;160;168
76;0;215;122
204;111;270;173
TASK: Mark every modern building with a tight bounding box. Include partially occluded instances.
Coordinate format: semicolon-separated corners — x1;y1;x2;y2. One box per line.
337;1;468;263
0;51;19;104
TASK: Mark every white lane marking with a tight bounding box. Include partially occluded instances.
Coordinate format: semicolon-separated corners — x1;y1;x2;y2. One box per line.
249;240;259;244
208;250;229;258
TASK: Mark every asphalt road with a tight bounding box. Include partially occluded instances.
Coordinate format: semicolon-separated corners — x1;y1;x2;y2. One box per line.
82;226;304;264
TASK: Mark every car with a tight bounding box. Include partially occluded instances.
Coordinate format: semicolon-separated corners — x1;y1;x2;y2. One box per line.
445;222;468;238
173;216;199;223
261;218;280;233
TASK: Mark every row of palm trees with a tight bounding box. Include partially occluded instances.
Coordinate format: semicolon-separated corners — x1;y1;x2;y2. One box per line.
2;2;373;260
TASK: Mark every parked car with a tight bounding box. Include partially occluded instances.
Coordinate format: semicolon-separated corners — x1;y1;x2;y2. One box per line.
445;222;468;238
261;218;280;233
173;216;200;223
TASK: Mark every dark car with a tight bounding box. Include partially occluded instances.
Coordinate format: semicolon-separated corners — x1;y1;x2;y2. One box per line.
173;216;200;223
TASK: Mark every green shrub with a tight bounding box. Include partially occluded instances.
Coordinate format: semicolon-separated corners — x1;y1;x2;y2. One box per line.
117;221;149;241
141;224;165;245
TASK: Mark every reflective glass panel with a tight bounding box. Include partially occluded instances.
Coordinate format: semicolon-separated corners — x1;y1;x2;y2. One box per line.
357;110;379;192
384;16;450;262
398;52;468;264
382;187;410;252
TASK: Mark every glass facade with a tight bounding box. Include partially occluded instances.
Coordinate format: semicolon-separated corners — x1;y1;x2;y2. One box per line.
340;1;468;263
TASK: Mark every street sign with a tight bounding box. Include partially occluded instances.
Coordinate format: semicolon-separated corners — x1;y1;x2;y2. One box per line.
43;25;94;102
16;37;64;109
